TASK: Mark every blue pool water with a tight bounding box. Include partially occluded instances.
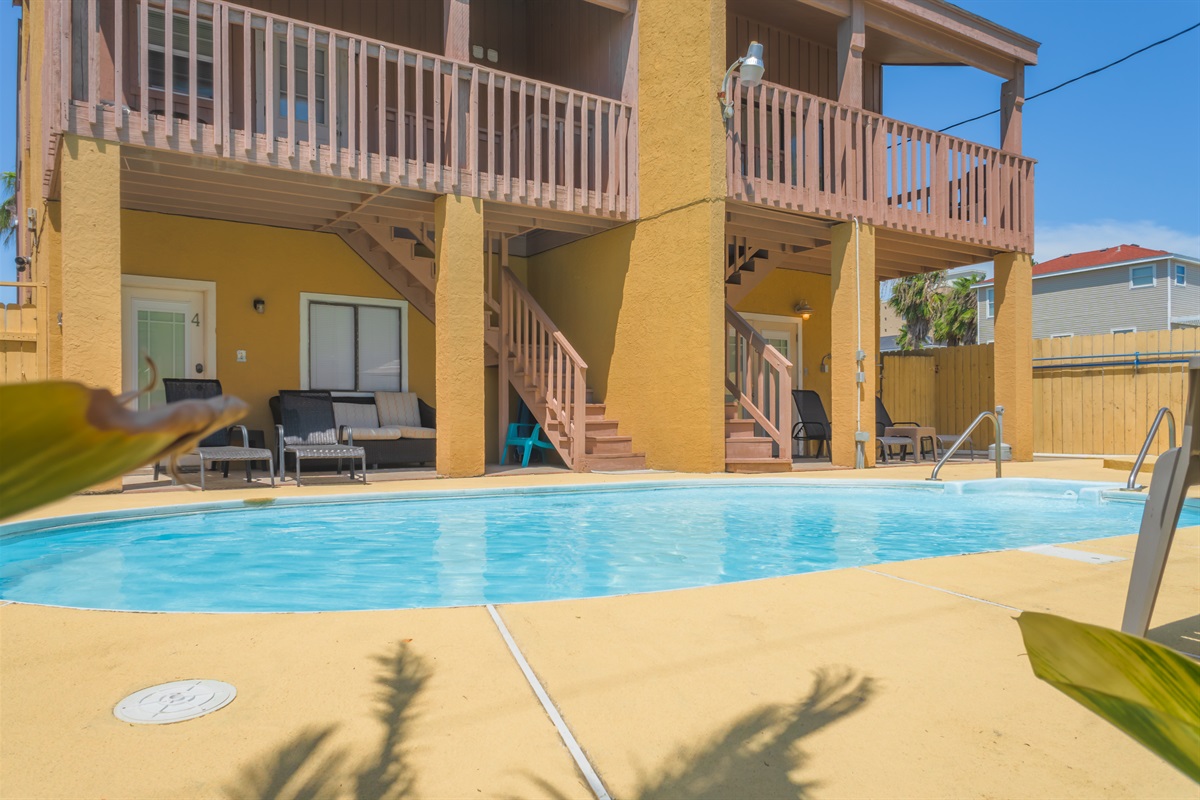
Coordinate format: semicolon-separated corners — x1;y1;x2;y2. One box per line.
2;480;1195;613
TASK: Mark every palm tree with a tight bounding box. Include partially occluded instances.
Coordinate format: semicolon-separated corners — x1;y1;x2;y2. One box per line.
886;271;944;350
932;275;980;347
1;171;16;247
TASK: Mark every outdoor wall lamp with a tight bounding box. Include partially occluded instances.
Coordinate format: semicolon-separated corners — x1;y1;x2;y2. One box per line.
719;41;765;119
819;353;832;373
793;300;814;321
253;298;266;314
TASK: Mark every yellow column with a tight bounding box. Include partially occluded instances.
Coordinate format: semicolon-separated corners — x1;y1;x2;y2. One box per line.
993;251;1034;461
829;220;877;468
60;137;122;391
59;136;123;493
434;194;486;477
615;0;726;472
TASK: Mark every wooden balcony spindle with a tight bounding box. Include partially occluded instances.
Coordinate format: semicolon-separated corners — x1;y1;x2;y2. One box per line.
308;26;316;167
139;0;149;132
164;3;173;128
242;11;252;152
113;0;123;131
188;0;198;142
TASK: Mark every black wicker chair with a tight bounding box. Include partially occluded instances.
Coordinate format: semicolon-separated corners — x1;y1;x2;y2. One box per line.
276;391;367;486
792;389;832;459
155;379;275;489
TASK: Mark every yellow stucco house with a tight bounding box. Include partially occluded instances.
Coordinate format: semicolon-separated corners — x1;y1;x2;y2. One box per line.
9;0;1038;481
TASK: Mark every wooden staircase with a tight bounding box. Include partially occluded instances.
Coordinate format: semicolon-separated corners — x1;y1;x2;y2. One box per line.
500;267;646;472
725;305;793;472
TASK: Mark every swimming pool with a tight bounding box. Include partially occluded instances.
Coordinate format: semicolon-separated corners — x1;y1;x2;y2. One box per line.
2;479;1195;613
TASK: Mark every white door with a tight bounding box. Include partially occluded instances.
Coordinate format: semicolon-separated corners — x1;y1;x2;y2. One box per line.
122;285;209;410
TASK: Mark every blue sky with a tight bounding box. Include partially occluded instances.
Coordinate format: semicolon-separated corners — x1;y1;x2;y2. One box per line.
1;1;1198;297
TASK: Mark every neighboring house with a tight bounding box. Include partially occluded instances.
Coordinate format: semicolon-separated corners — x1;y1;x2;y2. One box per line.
9;0;1040;474
976;246;1200;341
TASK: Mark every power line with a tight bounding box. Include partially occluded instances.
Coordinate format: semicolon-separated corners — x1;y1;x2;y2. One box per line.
938;21;1200;134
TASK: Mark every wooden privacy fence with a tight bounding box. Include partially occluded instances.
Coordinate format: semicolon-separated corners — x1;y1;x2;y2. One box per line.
0;282;47;383
881;329;1199;456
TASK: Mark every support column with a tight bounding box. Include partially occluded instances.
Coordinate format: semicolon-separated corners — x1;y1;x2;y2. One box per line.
60;137;122;392
434;194;486;477
1000;66;1024;153
60;136;123;493
829;220;877;468
836;0;866;108
993;252;1034;461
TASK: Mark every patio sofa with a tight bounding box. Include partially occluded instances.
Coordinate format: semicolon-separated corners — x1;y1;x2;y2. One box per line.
270;391;436;469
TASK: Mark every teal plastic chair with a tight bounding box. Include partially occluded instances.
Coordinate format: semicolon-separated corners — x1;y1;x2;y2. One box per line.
501;404;554;467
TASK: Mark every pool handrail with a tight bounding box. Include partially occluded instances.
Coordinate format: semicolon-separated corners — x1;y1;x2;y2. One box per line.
928;406;1004;481
1123;407;1176;491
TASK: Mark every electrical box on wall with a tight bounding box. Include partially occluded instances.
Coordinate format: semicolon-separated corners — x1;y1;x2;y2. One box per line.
236;350;247;363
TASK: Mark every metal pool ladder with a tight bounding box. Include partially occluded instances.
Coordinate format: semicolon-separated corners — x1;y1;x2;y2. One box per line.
928;406;1004;481
1123;407;1176;491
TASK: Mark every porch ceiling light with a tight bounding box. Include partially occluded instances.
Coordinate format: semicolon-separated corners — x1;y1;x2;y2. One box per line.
719;41;765;120
794;300;814;321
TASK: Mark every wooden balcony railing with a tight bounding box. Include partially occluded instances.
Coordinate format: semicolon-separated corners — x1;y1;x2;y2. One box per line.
727;78;1034;253
50;0;635;218
726;304;792;463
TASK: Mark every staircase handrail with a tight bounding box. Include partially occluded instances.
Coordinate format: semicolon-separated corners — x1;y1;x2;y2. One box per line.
501;267;588;469
725;304;793;461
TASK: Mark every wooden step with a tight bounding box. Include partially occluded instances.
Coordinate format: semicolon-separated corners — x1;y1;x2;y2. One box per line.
726;436;774;460
725;458;792;473
584;419;619;436
586;403;607;421
586;434;633;456
582;452;647;471
725;419;757;438
725;403;740;420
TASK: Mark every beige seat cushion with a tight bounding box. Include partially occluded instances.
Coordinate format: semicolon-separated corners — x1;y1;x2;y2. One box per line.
374;391;422;427
342;426;403;441
333;402;380;430
396;425;437;440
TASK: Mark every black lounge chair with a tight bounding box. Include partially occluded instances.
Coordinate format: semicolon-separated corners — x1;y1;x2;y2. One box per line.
792;389;831;459
276;390;367;486
155;379;275;489
876;396;973;461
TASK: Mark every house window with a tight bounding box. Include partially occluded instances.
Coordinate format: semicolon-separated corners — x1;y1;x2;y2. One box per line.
1111;327;1136;335
1176;264;1187;286
303;295;406;392
1130;265;1155;288
980;287;994;319
148;9;214;99
278;39;328;125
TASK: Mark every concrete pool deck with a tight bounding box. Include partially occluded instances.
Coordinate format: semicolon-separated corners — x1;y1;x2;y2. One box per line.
2;459;1198;798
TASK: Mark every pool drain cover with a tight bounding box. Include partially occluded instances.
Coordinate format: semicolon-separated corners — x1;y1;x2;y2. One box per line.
114;679;236;724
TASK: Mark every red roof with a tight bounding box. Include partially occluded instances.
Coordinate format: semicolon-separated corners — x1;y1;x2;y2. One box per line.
978;244;1169;286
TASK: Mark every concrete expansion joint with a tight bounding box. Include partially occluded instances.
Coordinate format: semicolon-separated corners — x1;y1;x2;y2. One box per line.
485;604;612;800
855;567;1021;612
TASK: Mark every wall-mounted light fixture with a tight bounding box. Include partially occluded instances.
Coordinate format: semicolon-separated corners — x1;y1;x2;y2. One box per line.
793;300;814;321
253;298;266;314
819;353;832;373
718;41;765;119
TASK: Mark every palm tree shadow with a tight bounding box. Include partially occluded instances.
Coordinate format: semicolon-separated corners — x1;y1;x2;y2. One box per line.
526;666;874;800
223;641;431;800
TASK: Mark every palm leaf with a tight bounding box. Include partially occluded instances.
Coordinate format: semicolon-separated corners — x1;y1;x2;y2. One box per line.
1017;612;1200;783
0;381;248;520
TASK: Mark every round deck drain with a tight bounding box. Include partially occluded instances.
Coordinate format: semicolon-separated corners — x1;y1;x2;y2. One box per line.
114;679;236;724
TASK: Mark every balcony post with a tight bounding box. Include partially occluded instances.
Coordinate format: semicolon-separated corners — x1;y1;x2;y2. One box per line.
444;0;470;61
434;194;487;478
837;0;866;108
1000;65;1024;153
829;219;877;468
992;252;1034;461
